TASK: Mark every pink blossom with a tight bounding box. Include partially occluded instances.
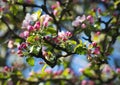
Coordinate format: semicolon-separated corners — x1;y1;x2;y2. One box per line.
93;47;100;54
34;21;40;30
72;20;80;27
22;20;29;29
4;66;10;72
92;42;97;47
81;23;86;29
43;20;48;27
51;5;57;9
87;15;94;24
51;1;60;9
78;15;86;23
18;43;27;50
72;15;86;27
27;25;34;31
22;13;38;29
81;80;87;85
17;50;23;57
96;31;101;35
66;31;72;37
23;31;29;38
41;15;52;27
53;37;60;44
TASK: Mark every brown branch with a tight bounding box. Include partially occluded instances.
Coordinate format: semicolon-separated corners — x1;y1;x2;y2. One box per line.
1;17;25;41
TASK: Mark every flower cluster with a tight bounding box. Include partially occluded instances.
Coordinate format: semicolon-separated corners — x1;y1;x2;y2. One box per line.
18;10;53;56
72;15;94;28
52;31;72;44
88;41;101;55
21;11;52;37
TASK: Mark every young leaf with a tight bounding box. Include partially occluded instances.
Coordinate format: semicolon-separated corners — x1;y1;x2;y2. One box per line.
26;57;35;66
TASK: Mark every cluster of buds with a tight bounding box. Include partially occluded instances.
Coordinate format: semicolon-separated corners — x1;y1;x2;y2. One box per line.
72;14;94;28
88;42;101;55
17;42;27;57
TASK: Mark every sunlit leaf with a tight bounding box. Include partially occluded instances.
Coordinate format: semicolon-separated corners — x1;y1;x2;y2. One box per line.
26;57;35;66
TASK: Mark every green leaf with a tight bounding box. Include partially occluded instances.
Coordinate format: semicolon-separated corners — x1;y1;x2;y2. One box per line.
18;0;23;3
83;68;97;78
26;57;35;66
67;40;77;45
74;42;86;55
45;26;56;35
26;36;35;43
10;5;18;15
42;64;47;73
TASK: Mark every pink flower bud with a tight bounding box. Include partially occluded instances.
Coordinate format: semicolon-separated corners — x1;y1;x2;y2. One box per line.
87;15;94;24
43;20;48;27
17;50;22;54
34;21;40;30
93;47;100;55
66;31;72;37
21;43;27;49
92;42;97;47
81;23;86;29
4;66;10;72
27;25;34;31
51;5;57;9
17;50;23;57
96;31;101;35
23;31;29;38
53;37;60;44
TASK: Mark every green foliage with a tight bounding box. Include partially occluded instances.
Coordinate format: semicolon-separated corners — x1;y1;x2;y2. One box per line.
26;57;35;66
10;5;19;15
74;41;86;55
1;0;120;84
